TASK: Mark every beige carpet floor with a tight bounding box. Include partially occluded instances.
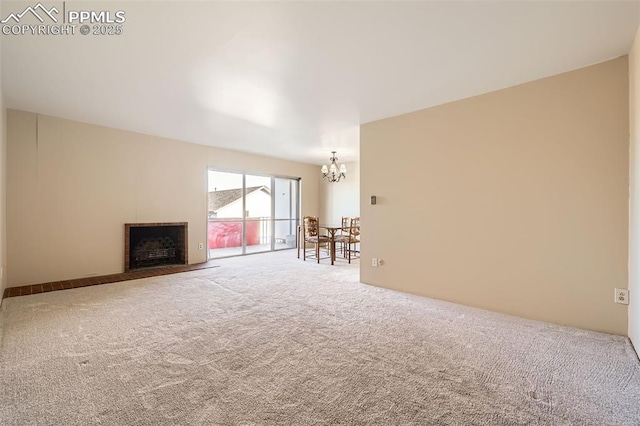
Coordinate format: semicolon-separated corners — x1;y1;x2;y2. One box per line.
1;250;639;425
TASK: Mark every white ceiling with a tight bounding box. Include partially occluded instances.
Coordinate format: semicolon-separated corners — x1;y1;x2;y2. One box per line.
2;1;639;164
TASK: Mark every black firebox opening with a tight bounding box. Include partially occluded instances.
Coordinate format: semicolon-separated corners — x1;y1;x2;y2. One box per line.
129;225;185;270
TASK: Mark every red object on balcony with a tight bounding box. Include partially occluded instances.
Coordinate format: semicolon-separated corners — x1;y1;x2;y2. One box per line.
208;220;260;249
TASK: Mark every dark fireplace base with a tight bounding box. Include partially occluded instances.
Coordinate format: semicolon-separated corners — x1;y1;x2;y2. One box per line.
125;223;188;272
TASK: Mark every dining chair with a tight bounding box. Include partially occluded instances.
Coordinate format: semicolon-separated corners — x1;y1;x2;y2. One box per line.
302;216;330;263
338;216;350;257
344;216;360;263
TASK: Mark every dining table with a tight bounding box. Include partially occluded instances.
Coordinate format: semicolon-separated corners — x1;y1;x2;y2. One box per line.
320;224;345;265
296;223;346;265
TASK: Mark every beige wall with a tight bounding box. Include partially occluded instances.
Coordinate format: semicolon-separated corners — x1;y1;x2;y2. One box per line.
0;36;6;305
630;30;640;347
7;111;319;287
361;57;629;335
319;161;360;224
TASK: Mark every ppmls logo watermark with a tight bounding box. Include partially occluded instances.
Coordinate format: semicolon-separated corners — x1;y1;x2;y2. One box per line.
1;2;126;36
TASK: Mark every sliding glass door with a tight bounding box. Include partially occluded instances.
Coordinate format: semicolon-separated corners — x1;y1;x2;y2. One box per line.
207;170;300;259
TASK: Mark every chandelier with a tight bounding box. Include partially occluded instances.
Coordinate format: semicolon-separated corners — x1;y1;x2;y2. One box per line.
321;151;347;183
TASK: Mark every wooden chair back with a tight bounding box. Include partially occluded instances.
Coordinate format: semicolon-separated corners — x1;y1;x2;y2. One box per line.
303;216;321;238
340;216;350;235
349;217;360;240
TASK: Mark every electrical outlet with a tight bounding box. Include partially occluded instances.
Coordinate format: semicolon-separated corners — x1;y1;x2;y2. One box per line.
372;258;378;267
198;243;204;250
614;288;629;305
378;259;384;266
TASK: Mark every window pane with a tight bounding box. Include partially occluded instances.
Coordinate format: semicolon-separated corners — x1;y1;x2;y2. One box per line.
208;171;244;258
245;174;271;253
275;178;297;219
274;219;297;250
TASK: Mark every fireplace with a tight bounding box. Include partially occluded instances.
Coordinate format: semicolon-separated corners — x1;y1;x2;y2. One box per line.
125;223;188;271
